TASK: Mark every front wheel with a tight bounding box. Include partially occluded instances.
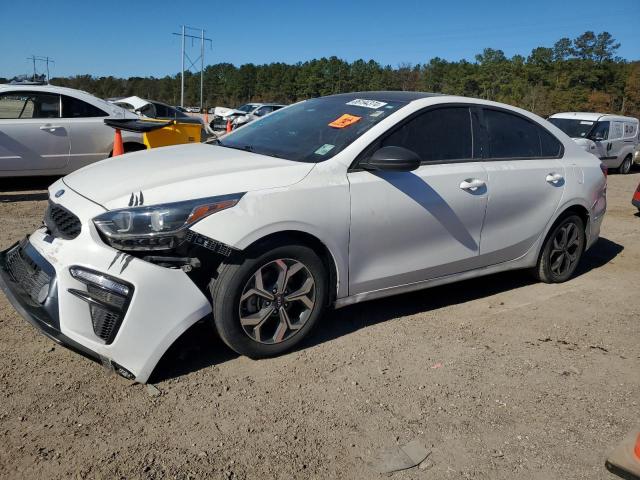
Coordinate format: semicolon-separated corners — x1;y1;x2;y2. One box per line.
619;155;633;175
210;243;327;358
534;214;585;283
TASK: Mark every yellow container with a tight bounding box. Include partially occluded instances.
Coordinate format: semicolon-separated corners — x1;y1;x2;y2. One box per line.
142;120;202;149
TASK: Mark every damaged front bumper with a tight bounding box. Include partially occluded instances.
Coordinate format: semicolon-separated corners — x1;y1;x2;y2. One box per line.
0;184;213;383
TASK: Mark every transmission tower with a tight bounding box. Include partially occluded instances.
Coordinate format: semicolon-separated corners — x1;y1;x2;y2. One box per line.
172;26;212;110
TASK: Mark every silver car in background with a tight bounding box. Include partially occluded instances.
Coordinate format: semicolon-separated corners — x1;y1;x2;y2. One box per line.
0;85;145;177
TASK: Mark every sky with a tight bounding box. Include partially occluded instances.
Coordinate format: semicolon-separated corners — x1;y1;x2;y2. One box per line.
1;0;638;79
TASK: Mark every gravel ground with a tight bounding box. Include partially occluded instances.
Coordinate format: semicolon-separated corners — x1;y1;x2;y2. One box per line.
0;172;638;480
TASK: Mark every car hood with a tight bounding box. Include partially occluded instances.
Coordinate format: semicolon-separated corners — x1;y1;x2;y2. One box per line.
62;143;315;211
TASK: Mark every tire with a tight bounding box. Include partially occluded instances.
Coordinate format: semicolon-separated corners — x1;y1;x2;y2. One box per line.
210;241;327;358
534;214;585;283
619;155;633;175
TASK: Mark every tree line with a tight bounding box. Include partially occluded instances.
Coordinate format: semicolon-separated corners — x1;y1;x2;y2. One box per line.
7;31;639;119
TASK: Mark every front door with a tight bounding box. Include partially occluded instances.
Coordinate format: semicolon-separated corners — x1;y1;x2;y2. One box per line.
347;106;488;295
0;91;70;172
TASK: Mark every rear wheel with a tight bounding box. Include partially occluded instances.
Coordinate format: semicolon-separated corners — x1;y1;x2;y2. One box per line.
619;155;633;175
535;214;585;283
210;242;327;358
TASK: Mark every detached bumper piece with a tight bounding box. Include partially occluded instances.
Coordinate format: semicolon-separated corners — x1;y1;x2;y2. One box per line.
68;267;134;344
0;241;100;364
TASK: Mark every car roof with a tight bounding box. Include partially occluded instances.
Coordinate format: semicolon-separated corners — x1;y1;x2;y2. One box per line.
550;112;639;123
325;91;443;103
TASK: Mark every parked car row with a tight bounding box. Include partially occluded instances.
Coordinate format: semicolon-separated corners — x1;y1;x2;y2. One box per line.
0;91;610;383
209;103;286;130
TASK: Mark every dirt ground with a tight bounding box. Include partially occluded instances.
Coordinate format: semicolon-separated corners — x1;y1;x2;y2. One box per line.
0;172;638;480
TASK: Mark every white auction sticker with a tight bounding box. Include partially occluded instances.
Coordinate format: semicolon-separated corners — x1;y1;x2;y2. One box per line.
579;121;594;125
346;99;388;109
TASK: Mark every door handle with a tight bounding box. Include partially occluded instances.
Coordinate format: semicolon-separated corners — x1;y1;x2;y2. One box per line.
39;125;62;131
459;178;485;191
546;173;564;184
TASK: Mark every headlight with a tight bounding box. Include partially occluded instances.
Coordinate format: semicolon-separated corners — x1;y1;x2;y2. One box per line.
93;193;244;251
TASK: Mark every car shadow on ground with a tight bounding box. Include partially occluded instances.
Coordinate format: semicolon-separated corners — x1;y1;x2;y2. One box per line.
0;176;59;203
150;236;624;383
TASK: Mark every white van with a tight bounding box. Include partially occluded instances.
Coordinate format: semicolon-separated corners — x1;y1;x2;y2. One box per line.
548;112;639;174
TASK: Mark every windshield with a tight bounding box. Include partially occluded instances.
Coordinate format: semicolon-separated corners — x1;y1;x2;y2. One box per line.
236;104;260;113
218;96;406;162
548;118;596;138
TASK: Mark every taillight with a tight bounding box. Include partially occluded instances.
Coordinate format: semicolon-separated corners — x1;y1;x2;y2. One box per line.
634;183;640;202
600;163;608;177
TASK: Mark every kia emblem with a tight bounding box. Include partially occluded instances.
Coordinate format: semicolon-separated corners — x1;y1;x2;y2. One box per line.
55;189;65;198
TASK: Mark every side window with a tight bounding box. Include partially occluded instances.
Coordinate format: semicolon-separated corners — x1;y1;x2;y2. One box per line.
609;121;624;140
61;96;107;118
254;106;272;117
483;109;540;158
590;121;610;141
0;92;60;119
540;128;563;157
623;122;637;139
0;93;34;118
381;107;473;163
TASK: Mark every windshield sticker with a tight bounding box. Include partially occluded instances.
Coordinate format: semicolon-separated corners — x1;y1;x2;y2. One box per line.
370;110;384;117
329;114;362;129
580;121;594;125
345;99;387;109
314;144;335;155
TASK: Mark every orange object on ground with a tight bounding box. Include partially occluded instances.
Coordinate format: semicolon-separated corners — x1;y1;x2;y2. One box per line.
226;119;232;133
112;129;124;156
328;114;361;129
605;428;640;478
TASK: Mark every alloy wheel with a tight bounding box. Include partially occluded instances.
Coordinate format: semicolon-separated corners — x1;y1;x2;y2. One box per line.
549;222;581;278
238;258;316;344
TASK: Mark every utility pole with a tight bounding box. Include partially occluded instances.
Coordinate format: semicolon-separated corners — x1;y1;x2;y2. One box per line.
172;26;212;109
26;55;55;83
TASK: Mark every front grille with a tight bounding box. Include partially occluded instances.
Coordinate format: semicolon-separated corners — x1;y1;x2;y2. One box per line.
45;202;81;240
5;245;51;304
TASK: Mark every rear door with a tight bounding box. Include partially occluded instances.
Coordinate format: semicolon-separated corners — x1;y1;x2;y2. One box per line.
477;107;566;264
61;95;112;170
348;106;489;294
0;91;70;172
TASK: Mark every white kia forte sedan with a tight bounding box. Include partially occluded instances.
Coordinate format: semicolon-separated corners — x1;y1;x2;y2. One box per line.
0;92;607;383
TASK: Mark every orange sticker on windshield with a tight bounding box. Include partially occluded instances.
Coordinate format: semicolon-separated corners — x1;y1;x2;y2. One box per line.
329;114;361;129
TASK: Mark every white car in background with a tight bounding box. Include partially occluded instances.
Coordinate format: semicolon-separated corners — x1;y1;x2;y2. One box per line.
548;112;639;174
0;92;606;383
0;85;145;177
210;103;285;130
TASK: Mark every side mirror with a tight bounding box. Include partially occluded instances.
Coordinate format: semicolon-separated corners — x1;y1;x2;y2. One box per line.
364;146;421;172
